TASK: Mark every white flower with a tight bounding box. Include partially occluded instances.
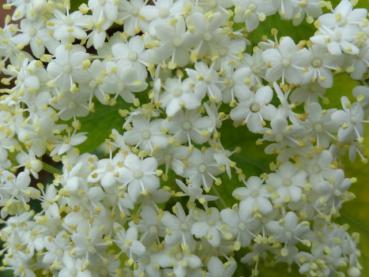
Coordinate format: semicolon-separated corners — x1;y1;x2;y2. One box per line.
140;0;184;25
273;82;299;124
114;224;146;260
277;0;322;24
144;16;194;68
61;156;91;193
197;0;233;10
49;10;91;43
50;132;87;157
0;24;25;66
262;37;311;84
262;116;305;156
7;0;47;20
303;45;337;88
123;116;168;153
86;60;110;104
191;207;222;247
88;0;119;22
289;83;326;106
88;152;126;188
353;85;369;110
165;109;215;145
175;179;218;205
17;108;61;156
120;154;159;202
232;176;272;217
221;66;260;104
311;0;367;55
266;211;310;246
0;170;39;206
220;207;260;248
186;11;229;60
161;203;194;246
0;148;11;171
59;254;92;277
331;97;366;142
112;36;147;70
206;257;237;277
267;162;307;203
16;151;43;178
216;39;246;69
47;45;90;91
212;146;233;178
318;0;367;27
153;246;202;277
233;0;276;31
12;18;58;58
102;61;148;103
87;16;111;49
160;78;201;116
12;60;48;98
156;145;191;176
42;231;70;266
186;62;223;102
230;86;276;133
51;89;91;120
136;204;162;242
184;148;223;190
119;0;149;35
349;45;369;80
71;217;109;256
273;0;296;20
303;102;339;148
309;168;352;214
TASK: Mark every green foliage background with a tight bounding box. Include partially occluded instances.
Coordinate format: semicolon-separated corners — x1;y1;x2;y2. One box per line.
2;1;369;276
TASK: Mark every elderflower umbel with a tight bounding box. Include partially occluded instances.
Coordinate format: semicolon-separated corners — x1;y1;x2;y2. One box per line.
0;0;368;276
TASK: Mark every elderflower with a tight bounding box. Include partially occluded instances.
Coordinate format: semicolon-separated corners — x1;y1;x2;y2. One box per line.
0;0;368;276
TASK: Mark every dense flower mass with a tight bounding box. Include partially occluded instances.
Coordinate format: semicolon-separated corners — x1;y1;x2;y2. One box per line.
0;0;368;276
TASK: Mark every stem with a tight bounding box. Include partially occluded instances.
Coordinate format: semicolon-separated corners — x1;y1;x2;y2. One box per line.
211;185;227;208
42;162;62;175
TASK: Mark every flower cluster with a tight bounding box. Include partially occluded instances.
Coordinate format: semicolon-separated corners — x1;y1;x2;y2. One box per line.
0;0;368;276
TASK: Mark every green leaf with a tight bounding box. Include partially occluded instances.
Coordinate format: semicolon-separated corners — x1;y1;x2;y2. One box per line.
218;120;273;206
221;121;271;174
70;0;86;10
78;100;128;153
247;14;316;45
324;73;358;108
1;271;14;277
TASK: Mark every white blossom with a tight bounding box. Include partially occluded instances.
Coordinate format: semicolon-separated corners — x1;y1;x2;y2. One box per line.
311;0;368;55
0;0;367;276
262;37;311;84
120;154;159;202
233;176;273;217
123;116;168;153
48;10;91;43
47;45;90;91
231;86;276;133
268;162;307;204
165;109;215;145
233;0;276;31
206;257;237;277
160;78;201;116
